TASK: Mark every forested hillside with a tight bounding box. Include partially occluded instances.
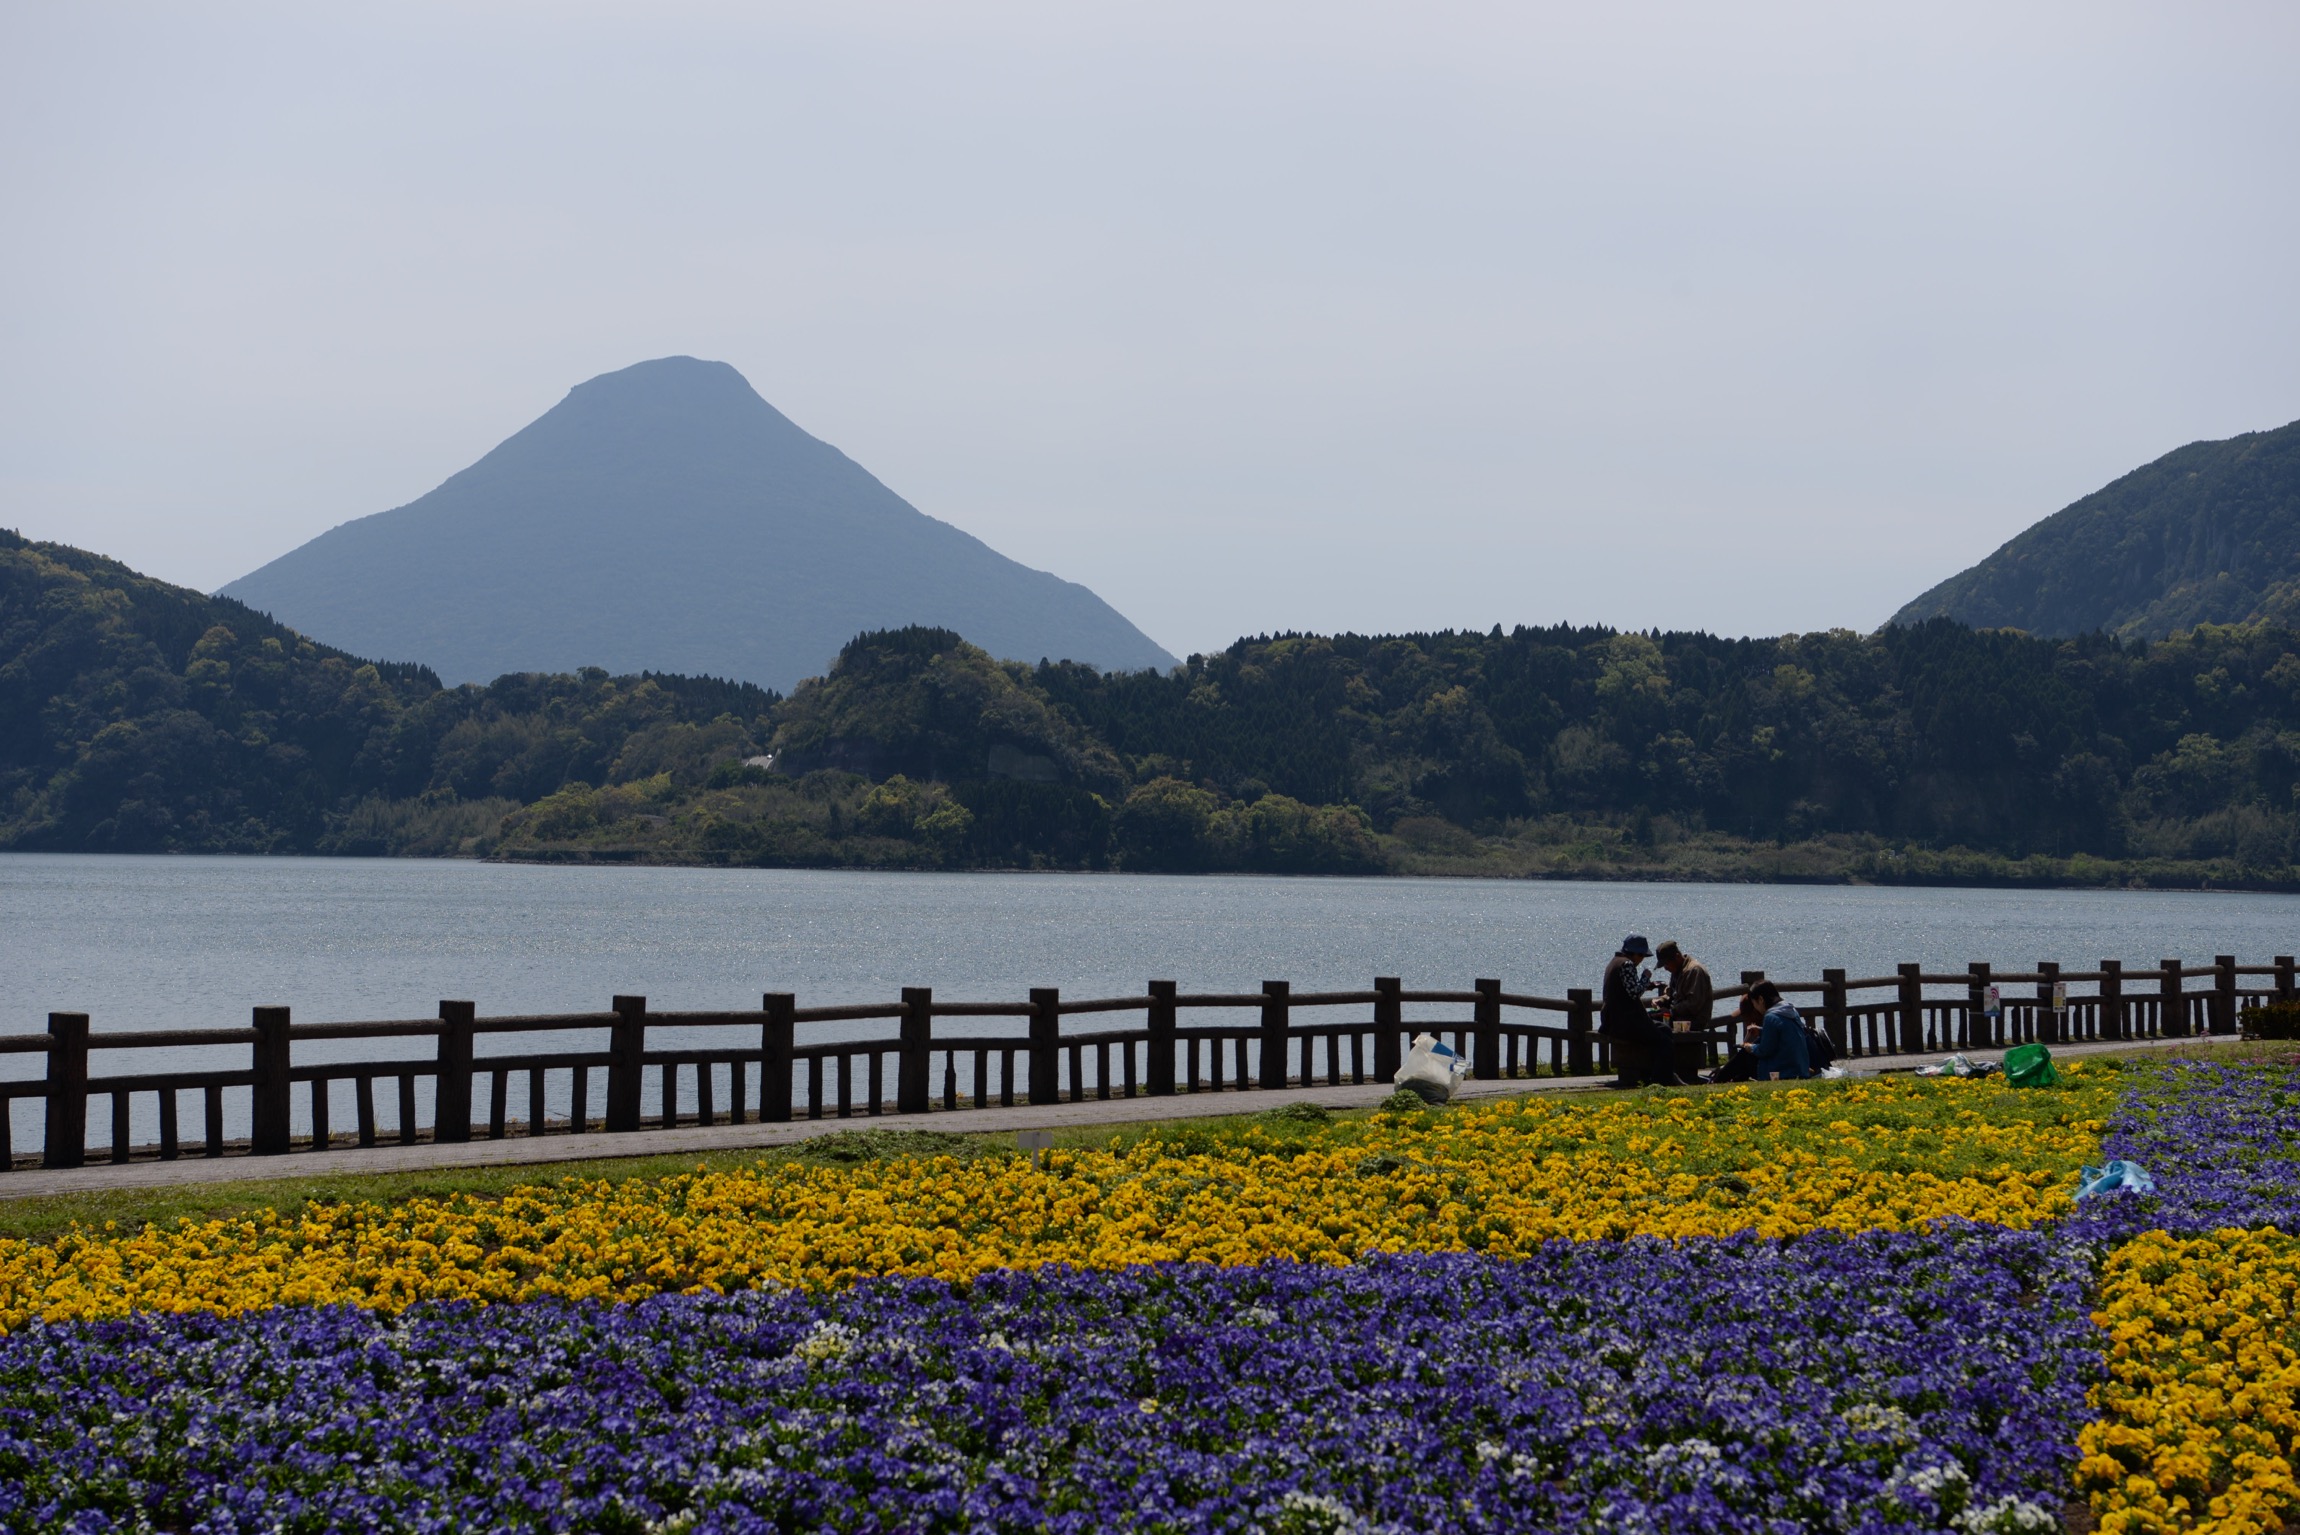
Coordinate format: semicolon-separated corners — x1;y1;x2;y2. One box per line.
1038;622;2300;864
11;527;2300;885
1892;415;2300;639
0;530;777;854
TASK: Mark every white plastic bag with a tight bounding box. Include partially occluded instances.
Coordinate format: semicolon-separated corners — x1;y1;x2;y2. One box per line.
1395;1032;1470;1103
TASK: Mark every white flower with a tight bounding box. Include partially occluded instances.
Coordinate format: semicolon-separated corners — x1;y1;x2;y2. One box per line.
1889;1460;1973;1519
1643;1436;1723;1471
1899;1463;1969;1497
1840;1401;1916;1442
793;1320;859;1363
1277;1489;1364;1533
1474;1440;1545;1480
1959;1495;2060;1534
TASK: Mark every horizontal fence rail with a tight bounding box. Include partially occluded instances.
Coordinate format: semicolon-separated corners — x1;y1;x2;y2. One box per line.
3;955;2292;1173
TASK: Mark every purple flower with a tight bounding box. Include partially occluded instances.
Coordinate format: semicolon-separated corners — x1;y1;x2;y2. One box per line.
18;1056;2300;1533
2066;1058;2300;1245
0;1227;2093;1534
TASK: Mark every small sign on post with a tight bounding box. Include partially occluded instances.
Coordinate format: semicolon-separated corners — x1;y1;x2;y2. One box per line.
2053;980;2068;1035
1018;1130;1054;1170
1984;985;2001;1018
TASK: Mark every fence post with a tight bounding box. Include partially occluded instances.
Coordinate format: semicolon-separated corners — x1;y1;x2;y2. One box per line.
433;1000;475;1144
2277;955;2297;1003
761;993;794;1122
1896;964;1925;1056
1472;978;1502;1080
1731;970;1763;1075
2213;955;2238;1036
898;987;933;1113
1259;982;1290;1089
2160;960;2185;1038
1029;988;1060;1104
42;1012;89;1170
251;1006;291;1155
1373;977;1403;1083
1821;969;1848;1056
2036;961;2061;1045
2100;960;2125;1041
1566;987;1594;1076
1147;980;1177;1095
1965;963;1992;1049
607;995;647;1131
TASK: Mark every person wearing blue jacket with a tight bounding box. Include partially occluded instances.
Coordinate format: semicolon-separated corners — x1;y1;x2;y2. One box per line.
1745;981;1811;1080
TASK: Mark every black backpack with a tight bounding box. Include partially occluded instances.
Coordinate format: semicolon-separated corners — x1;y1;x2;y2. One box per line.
1802;1020;1837;1072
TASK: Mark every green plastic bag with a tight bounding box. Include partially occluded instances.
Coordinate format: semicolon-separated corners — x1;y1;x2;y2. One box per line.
2003;1042;2060;1088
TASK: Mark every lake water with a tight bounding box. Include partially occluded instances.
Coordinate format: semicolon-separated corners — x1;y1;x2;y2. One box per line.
4;854;2295;1152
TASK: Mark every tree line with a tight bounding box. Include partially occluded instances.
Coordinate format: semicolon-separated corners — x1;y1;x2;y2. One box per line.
1040;621;2300;866
8;528;2300;883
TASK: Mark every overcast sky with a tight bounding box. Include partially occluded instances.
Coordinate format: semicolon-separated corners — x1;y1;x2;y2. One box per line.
4;3;2296;659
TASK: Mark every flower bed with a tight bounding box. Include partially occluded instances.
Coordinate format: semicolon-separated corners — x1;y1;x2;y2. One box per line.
0;1228;2093;1534
2067;1059;2300;1535
2075;1227;2300;1535
0;1075;2111;1327
2072;1060;2300;1243
4;1052;2295;1532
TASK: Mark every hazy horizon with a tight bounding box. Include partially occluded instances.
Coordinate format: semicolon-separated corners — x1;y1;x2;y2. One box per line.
4;2;2297;660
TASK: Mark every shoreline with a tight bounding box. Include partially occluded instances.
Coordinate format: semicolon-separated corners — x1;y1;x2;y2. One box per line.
6;843;2298;894
482;847;2300;894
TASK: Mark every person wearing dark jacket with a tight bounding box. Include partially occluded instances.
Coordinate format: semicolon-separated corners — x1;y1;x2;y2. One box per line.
1654;941;1713;1084
1600;935;1685;1088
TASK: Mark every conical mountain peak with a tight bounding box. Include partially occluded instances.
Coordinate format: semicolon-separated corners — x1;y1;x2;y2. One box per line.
220;360;1176;689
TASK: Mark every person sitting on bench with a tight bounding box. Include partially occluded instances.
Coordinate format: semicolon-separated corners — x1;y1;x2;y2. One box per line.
1600;934;1692;1087
1745;980;1812;1081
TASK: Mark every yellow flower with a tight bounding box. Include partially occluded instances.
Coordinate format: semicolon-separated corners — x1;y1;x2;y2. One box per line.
2075;1228;2300;1535
0;1074;2111;1329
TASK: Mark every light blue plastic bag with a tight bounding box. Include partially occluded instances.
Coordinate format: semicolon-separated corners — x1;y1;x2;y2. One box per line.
2074;1160;2156;1200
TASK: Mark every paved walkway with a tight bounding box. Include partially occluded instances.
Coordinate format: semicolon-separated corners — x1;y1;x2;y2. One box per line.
0;1032;2213;1200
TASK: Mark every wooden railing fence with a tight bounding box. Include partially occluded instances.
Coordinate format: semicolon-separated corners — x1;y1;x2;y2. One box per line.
3;955;2292;1173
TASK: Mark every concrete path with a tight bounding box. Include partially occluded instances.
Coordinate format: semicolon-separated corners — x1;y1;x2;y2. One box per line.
0;1032;2213;1201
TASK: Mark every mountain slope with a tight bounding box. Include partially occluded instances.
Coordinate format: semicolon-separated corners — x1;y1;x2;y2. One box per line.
0;528;776;852
1891;418;2300;639
0;528;439;849
219;357;1178;689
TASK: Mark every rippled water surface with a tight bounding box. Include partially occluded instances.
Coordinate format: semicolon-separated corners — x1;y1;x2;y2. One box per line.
3;854;2294;1150
7;853;2296;1027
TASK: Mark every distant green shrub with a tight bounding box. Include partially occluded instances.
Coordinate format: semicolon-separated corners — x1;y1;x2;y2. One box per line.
2239;999;2300;1040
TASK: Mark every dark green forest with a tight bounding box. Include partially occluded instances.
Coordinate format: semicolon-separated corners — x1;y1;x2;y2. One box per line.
1039;622;2300;865
0;532;776;854
9;527;2300;885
